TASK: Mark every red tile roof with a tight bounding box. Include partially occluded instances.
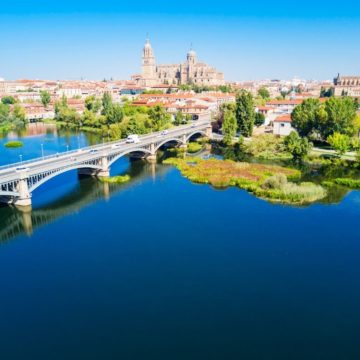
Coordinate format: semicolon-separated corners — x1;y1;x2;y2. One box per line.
274;114;292;122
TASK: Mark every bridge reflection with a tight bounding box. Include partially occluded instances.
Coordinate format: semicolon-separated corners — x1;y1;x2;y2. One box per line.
0;161;168;244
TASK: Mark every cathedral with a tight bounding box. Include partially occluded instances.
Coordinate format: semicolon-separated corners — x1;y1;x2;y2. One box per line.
333;73;360;97
133;39;225;87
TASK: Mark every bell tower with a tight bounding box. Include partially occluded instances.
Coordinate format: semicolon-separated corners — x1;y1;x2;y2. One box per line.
142;38;156;84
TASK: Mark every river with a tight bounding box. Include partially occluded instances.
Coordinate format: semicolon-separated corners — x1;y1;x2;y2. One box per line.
0;124;360;359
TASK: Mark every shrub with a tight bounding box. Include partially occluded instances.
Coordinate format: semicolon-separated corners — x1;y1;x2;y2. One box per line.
4;140;23;148
98;175;130;184
262;174;288;190
244;134;290;160
284;131;312;161
327;132;350;156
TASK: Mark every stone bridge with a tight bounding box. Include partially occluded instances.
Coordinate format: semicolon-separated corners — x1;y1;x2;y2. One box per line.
0;121;212;208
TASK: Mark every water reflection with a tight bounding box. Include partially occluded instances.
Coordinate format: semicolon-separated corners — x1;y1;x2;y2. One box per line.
0;160;168;244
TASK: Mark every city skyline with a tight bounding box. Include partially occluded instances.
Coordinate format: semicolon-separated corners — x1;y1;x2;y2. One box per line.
1;0;360;81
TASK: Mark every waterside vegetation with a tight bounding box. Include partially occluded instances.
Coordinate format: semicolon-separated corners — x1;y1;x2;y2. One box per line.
4;141;24;148
163;157;327;205
98;174;131;184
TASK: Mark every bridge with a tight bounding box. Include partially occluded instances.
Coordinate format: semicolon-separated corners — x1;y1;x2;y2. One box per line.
0;161;170;243
0;121;212;208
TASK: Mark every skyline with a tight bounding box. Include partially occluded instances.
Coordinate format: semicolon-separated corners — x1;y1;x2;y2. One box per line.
1;1;360;81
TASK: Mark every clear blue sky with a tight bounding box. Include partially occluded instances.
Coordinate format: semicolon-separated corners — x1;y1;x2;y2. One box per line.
1;0;360;81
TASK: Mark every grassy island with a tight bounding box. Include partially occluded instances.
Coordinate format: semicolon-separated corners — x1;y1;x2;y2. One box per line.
4;141;24;148
164;157;327;205
98;175;131;184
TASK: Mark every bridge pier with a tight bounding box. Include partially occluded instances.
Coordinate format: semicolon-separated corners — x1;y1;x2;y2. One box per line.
78;155;110;178
205;125;213;139
14;176;32;208
146;142;157;162
97;155;110;177
180;134;188;150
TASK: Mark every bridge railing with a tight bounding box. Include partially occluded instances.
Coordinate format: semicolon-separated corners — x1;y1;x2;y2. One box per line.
0;121;211;172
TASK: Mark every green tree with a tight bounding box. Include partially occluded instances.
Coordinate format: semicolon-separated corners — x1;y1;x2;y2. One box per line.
107;103;124;125
13;104;26;121
125;116;148;136
327;132;350;156
222;110;237;144
0;103;10;120
284;131;312;161
85;95;101;113
148;105;171;131
319;97;357;139
174;111;184;126
40;90;51;108
258;87;270;100
291;98;322;138
352;114;360;138
101;93;113;117
82;109;99;128
280;90;289;99
235;90;255;137
1;96;16;105
54;97;79;126
254;112;265;127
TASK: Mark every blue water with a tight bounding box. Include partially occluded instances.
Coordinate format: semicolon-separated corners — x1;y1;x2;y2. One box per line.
0;125;99;166
0;128;360;359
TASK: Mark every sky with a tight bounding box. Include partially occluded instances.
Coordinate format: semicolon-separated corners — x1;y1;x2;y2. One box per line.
1;0;360;81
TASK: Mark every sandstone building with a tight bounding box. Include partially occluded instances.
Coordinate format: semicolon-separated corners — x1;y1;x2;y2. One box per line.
133;39;225;87
333;73;360;97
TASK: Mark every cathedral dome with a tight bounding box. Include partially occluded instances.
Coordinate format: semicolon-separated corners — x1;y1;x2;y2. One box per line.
187;49;196;57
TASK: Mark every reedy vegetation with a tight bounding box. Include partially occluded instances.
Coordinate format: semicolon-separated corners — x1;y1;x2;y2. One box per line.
163;157;326;205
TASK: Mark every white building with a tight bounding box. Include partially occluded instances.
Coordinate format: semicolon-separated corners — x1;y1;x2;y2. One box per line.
273;114;294;136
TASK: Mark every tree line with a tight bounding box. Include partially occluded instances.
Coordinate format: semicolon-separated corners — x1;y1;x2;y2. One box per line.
54;93;173;140
0;96;27;132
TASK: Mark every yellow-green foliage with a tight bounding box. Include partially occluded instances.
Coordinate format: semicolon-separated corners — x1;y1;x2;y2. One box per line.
323;178;360;189
187;142;203;153
4;140;23;148
99;175;131;184
164;157;326;204
244;134;291;160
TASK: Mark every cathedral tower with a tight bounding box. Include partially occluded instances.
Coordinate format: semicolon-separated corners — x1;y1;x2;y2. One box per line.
141;38;157;85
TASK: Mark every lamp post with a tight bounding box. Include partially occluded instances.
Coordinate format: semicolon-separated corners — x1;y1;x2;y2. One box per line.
19;154;23;164
41;143;44;159
66;145;69;153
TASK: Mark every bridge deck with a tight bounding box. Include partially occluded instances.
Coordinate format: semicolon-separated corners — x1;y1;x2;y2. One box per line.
0;121;211;194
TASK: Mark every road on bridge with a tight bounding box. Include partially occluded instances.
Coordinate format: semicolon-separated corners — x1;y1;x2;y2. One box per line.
0;121;212;207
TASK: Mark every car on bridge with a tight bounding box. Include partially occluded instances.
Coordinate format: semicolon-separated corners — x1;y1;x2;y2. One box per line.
15;167;30;173
126;135;140;144
89;149;99;154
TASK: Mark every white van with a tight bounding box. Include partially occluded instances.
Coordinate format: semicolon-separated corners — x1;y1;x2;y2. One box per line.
126;134;140;144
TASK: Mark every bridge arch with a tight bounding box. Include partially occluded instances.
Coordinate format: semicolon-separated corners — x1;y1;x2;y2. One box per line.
186;130;207;142
108;148;153;167
29;164;102;193
154;138;185;152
